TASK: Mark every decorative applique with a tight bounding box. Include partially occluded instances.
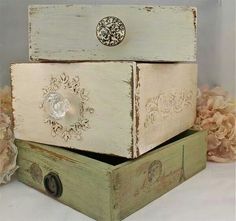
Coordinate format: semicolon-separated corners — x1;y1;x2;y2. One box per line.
144;89;194;128
41;73;94;142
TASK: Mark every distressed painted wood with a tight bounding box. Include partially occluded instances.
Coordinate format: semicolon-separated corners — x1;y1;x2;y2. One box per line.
16;130;207;221
29;5;197;62
11;62;197;158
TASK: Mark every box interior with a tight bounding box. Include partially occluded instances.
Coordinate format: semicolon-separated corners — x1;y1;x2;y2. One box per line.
66;130;198;166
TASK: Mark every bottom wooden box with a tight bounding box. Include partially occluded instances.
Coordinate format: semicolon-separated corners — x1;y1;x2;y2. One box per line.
16;130;207;221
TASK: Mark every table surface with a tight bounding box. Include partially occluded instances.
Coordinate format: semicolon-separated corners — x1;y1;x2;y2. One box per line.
0;162;235;221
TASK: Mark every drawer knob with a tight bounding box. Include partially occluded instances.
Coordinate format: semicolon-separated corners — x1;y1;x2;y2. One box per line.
44;172;63;198
96;16;126;47
43;92;70;120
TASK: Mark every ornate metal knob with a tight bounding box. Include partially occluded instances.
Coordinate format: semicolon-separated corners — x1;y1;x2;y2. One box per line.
44;172;63;198
96;16;126;47
43;92;70;120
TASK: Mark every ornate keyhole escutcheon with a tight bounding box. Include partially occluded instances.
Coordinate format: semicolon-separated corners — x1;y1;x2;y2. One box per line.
96;16;126;47
44;172;63;198
148;160;162;184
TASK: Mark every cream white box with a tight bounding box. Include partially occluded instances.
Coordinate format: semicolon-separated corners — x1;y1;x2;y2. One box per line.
11;62;197;158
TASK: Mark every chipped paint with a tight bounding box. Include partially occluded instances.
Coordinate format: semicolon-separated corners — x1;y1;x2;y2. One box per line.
144;6;154;12
29;143;77;163
28;6;39;16
191;7;197;60
192;8;197;33
134;65;141;158
129;64;134;158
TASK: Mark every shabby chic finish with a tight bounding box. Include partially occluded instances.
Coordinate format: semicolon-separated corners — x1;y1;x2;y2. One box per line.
11;62;197;158
16;130;207;221
29;5;197;62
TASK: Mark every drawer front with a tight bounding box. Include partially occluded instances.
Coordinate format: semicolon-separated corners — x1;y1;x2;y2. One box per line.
16;140;113;221
11;62;197;158
29;5;197;62
11;62;134;158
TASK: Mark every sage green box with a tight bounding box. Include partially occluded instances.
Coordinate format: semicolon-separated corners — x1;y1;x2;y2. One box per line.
16;130;206;221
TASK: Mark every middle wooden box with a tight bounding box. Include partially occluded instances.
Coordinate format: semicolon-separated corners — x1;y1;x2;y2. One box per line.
11;62;197;158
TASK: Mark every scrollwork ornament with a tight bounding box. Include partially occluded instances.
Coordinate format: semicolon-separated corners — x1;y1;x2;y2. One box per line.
144;89;194;128
96;16;126;46
41;73;94;142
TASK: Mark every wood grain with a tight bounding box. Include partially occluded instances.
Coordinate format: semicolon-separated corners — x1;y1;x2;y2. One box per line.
29;5;197;62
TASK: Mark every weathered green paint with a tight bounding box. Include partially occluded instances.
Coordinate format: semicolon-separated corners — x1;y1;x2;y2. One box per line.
29;5;197;62
16;130;207;221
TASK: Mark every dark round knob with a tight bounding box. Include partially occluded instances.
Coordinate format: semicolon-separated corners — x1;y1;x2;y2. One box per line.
44;172;63;198
96;16;126;47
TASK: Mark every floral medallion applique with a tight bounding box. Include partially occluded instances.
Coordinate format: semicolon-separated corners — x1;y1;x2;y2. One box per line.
40;73;94;142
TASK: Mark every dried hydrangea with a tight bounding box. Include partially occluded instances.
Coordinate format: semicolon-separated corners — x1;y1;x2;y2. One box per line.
0;86;18;184
0;86;12;116
193;86;236;162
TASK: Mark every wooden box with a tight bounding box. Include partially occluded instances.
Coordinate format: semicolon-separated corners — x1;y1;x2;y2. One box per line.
16;130;207;221
11;62;197;158
29;5;197;62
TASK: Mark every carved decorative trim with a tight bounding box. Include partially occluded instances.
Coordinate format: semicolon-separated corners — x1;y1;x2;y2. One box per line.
41;73;94;141
144;89;194;128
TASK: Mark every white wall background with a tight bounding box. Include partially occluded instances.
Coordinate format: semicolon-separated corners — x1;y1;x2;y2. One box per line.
0;0;235;95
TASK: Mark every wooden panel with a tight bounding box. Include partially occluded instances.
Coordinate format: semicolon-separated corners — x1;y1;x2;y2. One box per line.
29;5;197;62
16;140;113;221
112;130;207;220
11;62;134;158
135;63;197;156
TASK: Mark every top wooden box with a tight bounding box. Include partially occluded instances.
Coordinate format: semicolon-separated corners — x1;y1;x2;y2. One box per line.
29;5;197;62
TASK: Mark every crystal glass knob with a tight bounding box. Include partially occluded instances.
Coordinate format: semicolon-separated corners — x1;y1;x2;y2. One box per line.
43;92;70;120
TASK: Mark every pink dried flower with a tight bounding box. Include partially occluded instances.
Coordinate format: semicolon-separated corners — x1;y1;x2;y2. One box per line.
0;86;18;184
0;86;12;116
193;86;236;162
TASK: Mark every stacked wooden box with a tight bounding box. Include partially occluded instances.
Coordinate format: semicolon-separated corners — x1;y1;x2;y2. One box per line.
13;5;206;221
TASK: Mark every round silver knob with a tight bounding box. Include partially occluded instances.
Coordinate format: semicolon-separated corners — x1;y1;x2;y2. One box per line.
96;16;126;47
43;92;70;120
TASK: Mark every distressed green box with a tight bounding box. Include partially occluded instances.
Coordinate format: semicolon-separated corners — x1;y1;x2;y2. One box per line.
16;130;206;221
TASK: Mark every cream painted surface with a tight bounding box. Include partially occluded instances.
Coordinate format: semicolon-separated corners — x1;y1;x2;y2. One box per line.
136;63;197;155
29;5;196;62
11;62;133;158
12;62;197;158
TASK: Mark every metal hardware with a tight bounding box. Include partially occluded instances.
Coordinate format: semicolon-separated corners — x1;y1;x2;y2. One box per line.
96;16;126;47
44;172;63;198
